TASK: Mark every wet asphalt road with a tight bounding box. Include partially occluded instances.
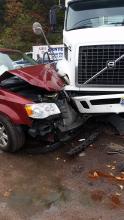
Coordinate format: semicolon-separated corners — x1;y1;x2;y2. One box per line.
0;129;124;219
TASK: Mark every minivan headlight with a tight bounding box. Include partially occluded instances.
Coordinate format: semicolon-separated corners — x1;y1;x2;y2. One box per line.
25;103;60;119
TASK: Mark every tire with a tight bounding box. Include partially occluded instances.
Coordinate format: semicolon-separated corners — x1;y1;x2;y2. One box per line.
0;114;25;152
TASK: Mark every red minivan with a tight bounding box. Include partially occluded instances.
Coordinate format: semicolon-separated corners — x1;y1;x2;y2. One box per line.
0;49;82;152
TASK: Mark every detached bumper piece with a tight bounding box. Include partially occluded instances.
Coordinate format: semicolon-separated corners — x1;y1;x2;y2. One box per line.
66;129;101;156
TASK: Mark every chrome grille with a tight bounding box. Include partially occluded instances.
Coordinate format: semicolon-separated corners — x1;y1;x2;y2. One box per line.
77;45;124;85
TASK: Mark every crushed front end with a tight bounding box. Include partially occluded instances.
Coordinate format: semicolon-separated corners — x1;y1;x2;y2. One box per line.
0;63;85;148
26;91;85;143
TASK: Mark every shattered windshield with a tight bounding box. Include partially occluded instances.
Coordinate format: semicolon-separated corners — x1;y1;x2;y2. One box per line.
66;1;124;31
0;50;37;76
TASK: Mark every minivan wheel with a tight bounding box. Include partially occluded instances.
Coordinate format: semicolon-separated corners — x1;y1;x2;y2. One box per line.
0;114;25;152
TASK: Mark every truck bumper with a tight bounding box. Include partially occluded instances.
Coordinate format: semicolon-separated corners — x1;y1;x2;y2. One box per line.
73;93;124;114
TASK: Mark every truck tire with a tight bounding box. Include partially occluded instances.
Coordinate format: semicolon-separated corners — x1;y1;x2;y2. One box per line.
0;114;25;152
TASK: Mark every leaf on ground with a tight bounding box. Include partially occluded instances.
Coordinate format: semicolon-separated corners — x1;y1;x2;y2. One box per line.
3;191;11;198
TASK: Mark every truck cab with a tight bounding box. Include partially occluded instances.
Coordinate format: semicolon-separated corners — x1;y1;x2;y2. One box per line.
57;0;124;114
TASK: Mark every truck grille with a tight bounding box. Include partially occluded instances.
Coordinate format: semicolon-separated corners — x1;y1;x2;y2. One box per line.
77;45;124;86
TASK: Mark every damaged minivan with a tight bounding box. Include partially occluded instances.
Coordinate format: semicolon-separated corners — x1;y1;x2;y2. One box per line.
0;49;84;152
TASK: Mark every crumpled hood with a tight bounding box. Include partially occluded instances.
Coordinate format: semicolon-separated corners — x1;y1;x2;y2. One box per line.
6;64;64;92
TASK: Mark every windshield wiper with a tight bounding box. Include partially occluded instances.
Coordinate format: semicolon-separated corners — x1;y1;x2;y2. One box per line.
68;25;92;31
69;16;99;30
109;22;124;26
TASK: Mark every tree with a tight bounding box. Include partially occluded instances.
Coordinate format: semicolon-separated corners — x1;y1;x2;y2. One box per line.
0;0;64;51
5;0;23;25
0;0;5;25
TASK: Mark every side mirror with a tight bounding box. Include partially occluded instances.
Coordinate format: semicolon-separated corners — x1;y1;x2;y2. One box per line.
32;22;57;62
33;22;50;46
32;22;43;35
49;5;65;32
49;7;57;32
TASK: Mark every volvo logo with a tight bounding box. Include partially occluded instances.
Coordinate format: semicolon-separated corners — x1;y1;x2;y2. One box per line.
107;60;116;69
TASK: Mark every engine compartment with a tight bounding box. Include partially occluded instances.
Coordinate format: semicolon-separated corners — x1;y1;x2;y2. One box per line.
0;75;58;103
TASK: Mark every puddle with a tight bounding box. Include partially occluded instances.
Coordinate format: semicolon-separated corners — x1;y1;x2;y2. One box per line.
79;190;95;207
8;193;33;207
39;185;71;208
6;184;72;211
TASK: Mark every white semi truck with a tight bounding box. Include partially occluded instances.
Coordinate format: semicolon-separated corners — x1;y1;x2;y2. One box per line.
57;0;124;115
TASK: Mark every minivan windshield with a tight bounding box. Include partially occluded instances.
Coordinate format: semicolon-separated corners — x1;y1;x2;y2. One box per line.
0;50;37;76
66;1;124;31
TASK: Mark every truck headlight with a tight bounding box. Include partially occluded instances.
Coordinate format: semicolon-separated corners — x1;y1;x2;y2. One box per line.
25;103;60;119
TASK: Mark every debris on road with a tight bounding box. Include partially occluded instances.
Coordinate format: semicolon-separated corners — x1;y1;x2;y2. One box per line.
67;129;101;156
79;152;86;157
107;143;124;155
78;138;85;142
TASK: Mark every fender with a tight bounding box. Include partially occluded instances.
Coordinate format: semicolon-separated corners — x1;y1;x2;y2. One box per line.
0;104;32;126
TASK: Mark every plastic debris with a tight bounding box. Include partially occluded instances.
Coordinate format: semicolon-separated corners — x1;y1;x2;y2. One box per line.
78;138;85;142
79;152;86;157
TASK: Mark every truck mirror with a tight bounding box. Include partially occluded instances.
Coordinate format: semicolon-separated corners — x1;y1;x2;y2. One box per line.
49;5;65;32
32;22;43;35
49;7;57;32
32;22;50;47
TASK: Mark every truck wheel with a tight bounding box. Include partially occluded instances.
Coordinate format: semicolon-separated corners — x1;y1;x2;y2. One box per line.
0;114;25;152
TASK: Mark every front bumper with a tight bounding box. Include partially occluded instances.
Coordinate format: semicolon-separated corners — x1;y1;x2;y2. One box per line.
73;93;124;114
28;115;60;138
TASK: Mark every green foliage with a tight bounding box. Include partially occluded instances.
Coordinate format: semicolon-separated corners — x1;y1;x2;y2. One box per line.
0;0;64;51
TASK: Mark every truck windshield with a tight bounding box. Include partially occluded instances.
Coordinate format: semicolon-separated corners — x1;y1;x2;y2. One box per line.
66;1;124;31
